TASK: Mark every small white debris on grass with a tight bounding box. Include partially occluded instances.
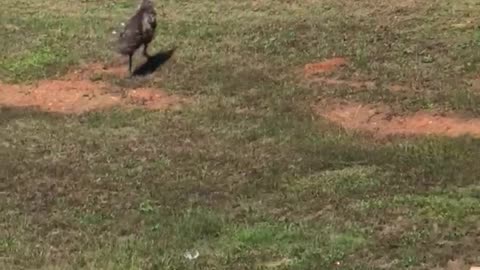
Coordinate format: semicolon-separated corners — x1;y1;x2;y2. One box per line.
183;250;199;260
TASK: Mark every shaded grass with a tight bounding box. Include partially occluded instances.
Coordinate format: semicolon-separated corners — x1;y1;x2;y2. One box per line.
1;0;480;269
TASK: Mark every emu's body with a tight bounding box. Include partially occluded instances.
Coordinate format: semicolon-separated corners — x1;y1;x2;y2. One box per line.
117;0;157;74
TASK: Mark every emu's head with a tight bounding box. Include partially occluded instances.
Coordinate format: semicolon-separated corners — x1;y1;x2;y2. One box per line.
139;0;154;10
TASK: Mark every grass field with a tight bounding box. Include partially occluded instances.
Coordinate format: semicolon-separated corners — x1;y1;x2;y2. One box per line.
1;0;480;269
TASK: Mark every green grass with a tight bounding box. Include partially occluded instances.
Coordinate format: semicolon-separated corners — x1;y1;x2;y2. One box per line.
1;0;480;269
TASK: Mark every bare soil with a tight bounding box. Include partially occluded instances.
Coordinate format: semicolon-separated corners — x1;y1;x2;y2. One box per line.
303;57;348;77
0;63;186;114
314;100;480;138
305;58;480;138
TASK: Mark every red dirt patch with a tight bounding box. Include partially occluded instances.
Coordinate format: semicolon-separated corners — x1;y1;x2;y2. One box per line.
302;58;480;138
0;63;186;114
303;58;380;92
314;100;480;138
304;57;347;77
0;80;118;114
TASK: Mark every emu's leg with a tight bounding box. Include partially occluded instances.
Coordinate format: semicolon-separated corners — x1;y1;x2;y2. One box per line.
128;54;133;75
143;43;150;58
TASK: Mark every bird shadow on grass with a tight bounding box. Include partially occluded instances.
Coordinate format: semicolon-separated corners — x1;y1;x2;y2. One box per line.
132;47;176;77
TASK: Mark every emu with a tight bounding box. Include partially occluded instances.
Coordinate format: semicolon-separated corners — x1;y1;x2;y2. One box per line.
117;0;157;75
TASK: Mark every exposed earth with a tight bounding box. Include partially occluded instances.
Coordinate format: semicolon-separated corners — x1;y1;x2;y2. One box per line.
305;58;480;139
0;62;186;114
